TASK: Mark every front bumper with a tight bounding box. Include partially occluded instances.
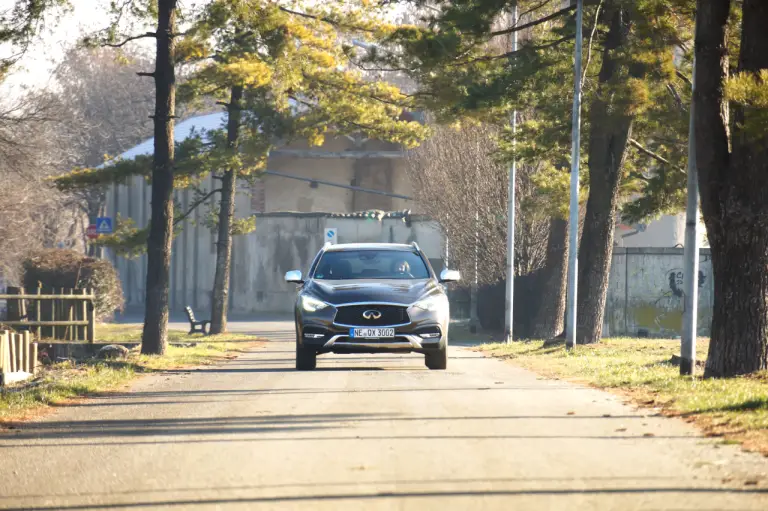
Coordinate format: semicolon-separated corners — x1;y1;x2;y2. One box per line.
297;306;447;354
320;332;442;353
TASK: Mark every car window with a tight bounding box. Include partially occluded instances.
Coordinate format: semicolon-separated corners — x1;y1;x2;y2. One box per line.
313;250;430;280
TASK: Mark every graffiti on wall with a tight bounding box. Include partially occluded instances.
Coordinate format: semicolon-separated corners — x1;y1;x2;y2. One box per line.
631;267;708;337
667;269;706;298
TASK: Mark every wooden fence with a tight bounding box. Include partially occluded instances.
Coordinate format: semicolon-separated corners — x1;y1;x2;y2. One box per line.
1;288;96;343
0;330;38;386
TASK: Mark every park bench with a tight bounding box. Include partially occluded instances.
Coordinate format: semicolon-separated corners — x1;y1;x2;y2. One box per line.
184;306;210;335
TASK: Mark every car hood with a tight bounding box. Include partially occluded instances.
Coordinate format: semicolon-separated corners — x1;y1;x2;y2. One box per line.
304;279;440;306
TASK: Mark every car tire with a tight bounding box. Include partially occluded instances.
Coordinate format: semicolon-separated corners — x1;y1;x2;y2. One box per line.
296;343;317;371
425;345;447;370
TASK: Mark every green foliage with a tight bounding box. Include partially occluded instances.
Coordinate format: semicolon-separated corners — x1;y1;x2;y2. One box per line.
52;156;153;191
726;70;768;141
371;0;696;223
91;215;150;258
232;216;256;235
61;0;429;255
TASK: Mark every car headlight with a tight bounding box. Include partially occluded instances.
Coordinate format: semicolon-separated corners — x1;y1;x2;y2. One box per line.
301;295;331;312
411;294;449;313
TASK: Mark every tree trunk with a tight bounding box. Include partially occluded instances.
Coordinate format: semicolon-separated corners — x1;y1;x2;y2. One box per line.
531;218;568;339
696;0;768;377
210;85;243;335
141;0;178;355
575;5;634;344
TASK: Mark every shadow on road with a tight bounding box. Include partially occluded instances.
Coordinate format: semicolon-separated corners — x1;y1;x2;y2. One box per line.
2;410;687;448
2;486;766;510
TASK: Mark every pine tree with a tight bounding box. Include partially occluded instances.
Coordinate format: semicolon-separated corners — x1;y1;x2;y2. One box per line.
367;0;694;342
695;0;768;376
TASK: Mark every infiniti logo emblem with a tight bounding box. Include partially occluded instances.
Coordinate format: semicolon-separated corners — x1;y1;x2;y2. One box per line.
362;310;382;320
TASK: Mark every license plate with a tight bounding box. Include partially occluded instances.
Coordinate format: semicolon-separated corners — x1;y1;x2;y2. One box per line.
351;328;395;339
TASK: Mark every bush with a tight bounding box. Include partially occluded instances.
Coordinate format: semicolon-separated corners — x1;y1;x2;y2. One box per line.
22;249;124;321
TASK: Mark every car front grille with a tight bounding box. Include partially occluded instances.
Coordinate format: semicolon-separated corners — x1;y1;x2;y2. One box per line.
333;305;410;326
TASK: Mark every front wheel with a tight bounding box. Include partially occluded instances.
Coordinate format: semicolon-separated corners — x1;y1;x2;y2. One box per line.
425;345;447;370
296;343;317;371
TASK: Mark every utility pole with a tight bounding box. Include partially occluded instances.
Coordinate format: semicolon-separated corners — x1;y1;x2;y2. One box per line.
681;60;698;376
565;0;584;349
504;3;518;344
471;149;480;333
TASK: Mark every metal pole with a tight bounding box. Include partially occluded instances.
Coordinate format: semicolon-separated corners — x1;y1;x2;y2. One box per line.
504;3;518;344
566;0;584;349
471;151;480;333
681;59;699;376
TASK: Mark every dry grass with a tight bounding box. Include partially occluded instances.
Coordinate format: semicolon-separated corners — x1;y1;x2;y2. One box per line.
475;338;768;456
0;324;263;423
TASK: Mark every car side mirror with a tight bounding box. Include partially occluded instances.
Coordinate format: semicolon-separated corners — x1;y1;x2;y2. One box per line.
285;270;304;284
439;269;461;283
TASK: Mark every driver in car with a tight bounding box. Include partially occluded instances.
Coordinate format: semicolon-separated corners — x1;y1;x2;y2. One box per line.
393;259;412;277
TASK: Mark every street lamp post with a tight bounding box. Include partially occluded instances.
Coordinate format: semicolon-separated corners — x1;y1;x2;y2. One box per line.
565;0;584;349
504;3;518;344
681;60;699;376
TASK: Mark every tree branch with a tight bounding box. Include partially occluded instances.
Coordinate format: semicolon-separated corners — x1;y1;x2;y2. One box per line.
103;32;156;48
278;7;375;33
174;188;222;226
676;70;693;88
666;83;686;112
450;35;574;66
490;5;576;37
582;0;604;85
628;139;685;174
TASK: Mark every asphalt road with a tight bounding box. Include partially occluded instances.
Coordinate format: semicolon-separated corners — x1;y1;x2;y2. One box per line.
1;319;768;510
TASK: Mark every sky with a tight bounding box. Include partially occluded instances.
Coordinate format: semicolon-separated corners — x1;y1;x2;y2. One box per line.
1;0;201;98
1;0;403;96
1;0;107;96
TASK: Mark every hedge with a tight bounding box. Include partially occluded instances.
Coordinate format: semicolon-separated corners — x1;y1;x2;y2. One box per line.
22;249;124;321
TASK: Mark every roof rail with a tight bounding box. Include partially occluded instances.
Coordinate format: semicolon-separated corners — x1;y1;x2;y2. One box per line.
411;241;421;252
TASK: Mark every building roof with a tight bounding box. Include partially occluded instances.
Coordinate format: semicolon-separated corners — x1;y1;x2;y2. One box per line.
118;112;227;161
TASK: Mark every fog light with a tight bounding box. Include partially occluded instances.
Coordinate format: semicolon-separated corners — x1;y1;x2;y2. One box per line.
304;333;325;339
419;332;441;339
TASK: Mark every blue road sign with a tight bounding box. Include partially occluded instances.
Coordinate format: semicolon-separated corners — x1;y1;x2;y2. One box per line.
96;217;113;235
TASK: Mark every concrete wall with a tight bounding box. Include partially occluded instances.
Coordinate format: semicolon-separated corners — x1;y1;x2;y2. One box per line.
615;213;708;249
604;248;714;338
113;213;444;314
256;137;414;214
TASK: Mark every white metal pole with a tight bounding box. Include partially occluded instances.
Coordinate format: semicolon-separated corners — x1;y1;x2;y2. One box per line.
504;3;518;344
566;0;584;349
471;155;480;333
681;59;698;376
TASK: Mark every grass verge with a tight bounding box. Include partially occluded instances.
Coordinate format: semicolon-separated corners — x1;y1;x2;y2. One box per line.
475;338;768;456
1;324;263;424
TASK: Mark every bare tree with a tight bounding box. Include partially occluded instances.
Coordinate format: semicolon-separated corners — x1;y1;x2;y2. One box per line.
51;46;155;251
406;121;571;337
406;123;508;284
51;46;215;254
0;90;79;283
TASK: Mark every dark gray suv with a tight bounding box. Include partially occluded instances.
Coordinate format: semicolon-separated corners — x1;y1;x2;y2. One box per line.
285;242;460;371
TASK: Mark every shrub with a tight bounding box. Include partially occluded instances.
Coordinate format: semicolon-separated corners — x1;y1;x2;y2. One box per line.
22;249;124;321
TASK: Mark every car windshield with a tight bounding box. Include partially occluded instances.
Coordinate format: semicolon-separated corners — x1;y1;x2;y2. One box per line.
313;250;430;280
